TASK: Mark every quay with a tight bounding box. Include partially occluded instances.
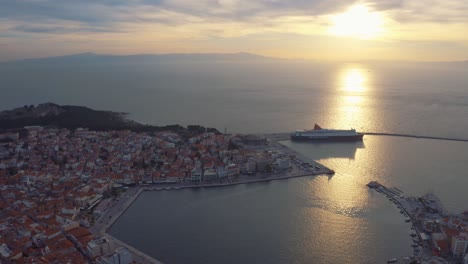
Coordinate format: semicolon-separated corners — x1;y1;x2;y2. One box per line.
362;132;468;143
367;181;428;261
367;181;457;264
90;188;163;264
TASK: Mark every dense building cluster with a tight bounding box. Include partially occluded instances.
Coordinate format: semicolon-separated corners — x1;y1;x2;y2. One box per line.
0;126;291;263
414;195;468;264
368;182;468;264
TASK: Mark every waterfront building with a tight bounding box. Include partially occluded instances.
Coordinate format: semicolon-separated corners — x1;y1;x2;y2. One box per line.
216;166;228;178
87;237;115;259
246;159;257;172
96;247;133;264
227;164;240;176
204;169;218;181
451;233;468;258
256;158;270;172
276;158;290;170
190;168;202;182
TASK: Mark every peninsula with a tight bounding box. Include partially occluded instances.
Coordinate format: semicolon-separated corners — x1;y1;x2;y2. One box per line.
0;103;332;263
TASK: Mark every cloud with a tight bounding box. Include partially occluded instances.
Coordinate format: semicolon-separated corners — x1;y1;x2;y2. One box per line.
0;0;467;62
11;24;115;34
389;0;468;23
2;0;467;35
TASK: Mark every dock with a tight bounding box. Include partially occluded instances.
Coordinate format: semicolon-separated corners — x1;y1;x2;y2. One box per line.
367;181;432;261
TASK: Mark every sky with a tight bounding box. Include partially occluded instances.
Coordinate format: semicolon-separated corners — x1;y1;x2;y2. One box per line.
0;0;467;62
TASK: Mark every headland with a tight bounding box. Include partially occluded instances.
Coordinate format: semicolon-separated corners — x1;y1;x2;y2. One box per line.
0;103;333;263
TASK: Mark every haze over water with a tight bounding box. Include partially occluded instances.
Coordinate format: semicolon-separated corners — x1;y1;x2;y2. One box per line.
2;58;468;263
1;59;467;137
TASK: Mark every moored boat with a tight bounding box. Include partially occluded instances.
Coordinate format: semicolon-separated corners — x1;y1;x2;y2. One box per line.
291;124;364;141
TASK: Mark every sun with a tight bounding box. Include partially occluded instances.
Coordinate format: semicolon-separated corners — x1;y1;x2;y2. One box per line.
329;4;384;39
342;69;367;92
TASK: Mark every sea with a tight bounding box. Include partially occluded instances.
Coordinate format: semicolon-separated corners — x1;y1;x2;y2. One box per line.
1;58;468;263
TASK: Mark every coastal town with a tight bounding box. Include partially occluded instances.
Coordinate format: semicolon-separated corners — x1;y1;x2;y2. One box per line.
0;126;330;263
368;181;468;264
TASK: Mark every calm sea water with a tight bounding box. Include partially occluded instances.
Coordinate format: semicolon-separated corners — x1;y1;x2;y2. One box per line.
2;59;468;263
1;60;467;137
108;137;468;264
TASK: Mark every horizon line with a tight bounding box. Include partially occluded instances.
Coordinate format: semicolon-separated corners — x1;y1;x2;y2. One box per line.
2;52;467;64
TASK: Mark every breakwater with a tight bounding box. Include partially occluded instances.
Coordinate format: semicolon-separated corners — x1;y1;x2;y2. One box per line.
262;132;468;142
367;181;436;261
362;132;468;142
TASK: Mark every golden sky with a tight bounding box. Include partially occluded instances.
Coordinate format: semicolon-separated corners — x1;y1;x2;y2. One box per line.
1;0;467;61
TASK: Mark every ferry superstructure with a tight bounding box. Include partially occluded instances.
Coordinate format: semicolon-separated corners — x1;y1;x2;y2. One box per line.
291;124;363;141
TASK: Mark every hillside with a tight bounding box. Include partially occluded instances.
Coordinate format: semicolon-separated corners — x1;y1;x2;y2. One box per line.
0;103;220;136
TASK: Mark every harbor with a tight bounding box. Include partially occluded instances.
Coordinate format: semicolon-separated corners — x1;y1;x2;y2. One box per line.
91;131;468;264
93;139;334;264
367;181;466;264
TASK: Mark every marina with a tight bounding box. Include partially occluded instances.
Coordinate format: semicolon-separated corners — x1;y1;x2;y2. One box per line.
366;181;466;264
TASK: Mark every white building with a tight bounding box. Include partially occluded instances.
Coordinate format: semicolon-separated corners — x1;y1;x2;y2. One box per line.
0;243;11;258
216;166;228;178
246;159;256;172
452;233;468;258
204;169;218;181
191;168;202;182
96;247;133;264
87;237;115;259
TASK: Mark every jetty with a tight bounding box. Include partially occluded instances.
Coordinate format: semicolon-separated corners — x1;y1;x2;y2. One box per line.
261;132;468;143
367;181;453;262
362;132;468;143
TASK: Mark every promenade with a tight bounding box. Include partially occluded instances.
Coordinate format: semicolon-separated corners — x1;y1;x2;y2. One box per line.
90;187;163;264
367;181;444;262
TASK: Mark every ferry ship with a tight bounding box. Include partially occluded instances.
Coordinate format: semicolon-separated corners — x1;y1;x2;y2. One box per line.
291;124;364;141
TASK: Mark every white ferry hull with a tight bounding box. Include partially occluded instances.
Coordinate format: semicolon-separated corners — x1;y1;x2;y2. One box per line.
291;134;363;141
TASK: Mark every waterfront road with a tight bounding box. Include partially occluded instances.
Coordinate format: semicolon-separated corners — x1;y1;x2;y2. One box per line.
90;187;163;264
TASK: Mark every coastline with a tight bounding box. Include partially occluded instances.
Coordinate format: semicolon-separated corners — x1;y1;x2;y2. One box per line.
91;138;333;264
90;188;163;264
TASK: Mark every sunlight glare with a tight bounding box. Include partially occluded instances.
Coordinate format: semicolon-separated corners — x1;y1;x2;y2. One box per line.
329;4;384;39
342;69;366;92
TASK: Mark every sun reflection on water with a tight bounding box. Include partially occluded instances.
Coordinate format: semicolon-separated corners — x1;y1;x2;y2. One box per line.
342;68;367;92
303;67;377;249
328;67;372;130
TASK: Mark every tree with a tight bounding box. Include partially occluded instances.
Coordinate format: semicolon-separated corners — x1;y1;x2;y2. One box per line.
228;140;238;150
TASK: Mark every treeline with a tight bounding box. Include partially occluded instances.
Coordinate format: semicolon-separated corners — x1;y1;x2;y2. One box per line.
0;104;220;137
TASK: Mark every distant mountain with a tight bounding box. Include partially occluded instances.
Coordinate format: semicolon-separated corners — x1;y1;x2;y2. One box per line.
0;103;220;135
1;52;274;67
